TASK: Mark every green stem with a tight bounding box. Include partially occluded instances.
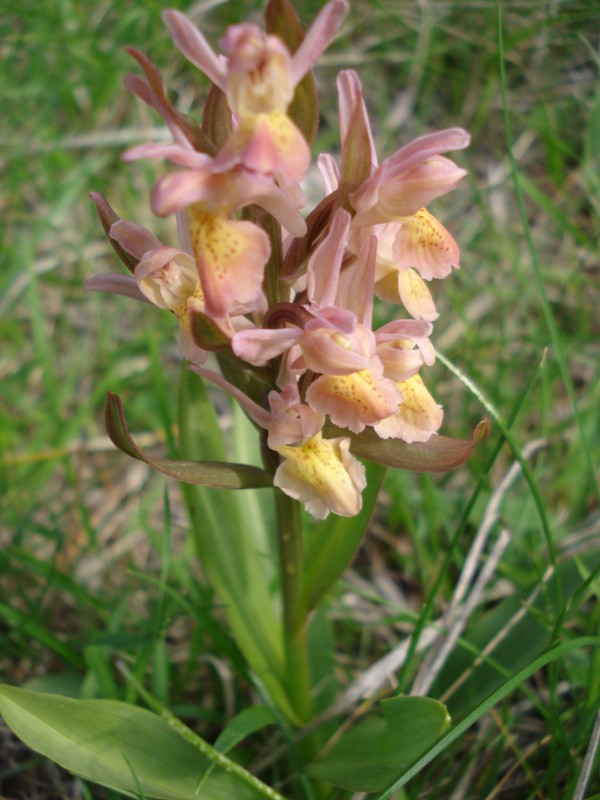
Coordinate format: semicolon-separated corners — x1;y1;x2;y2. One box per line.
275;489;314;725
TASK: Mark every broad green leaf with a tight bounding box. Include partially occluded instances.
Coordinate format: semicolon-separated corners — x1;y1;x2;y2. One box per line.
0;685;261;800
105;391;273;489
330;419;490;472
308;696;450;791
303;461;386;612
373;637;600;798
177;370;292;722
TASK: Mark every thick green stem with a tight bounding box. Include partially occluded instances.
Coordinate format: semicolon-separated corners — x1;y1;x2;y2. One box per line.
275;489;314;725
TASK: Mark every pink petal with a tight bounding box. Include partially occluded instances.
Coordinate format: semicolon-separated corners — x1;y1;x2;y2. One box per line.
375;319;433;343
231;171;307;238
299;328;370;375
162;10;227;90
385;127;471;180
374;374;443;443
317;153;340;195
334;233;377;327
214;113;311;187
109;219;162;260
377;157;468;219
307;207;351;308
151;171;213;217
190;364;271;429
391;208;460;280
232;327;301;366
290;0;349;86
123;142;209;168
86;273;151;303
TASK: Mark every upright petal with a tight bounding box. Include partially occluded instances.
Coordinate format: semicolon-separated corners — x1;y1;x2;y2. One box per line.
162;10;227;90
307;208;351;308
290;0;349;86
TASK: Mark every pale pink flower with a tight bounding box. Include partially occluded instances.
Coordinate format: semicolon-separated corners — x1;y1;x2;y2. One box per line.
87;219;213;364
162;0;348;186
325;71;468;319
350;128;470;226
190;367;365;519
122;143;309;317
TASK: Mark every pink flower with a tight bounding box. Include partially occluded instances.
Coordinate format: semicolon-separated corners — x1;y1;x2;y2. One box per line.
324;71;468;320
122;143;310;317
87;218;213;364
350;128;470;226
190;367;366;519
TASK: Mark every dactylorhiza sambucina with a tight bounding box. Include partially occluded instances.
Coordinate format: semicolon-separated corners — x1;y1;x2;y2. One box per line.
88;0;472;520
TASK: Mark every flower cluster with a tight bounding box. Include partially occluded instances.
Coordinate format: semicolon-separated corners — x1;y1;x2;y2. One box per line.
89;0;470;519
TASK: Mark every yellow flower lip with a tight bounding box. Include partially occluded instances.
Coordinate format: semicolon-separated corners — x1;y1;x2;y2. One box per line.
275;433;366;520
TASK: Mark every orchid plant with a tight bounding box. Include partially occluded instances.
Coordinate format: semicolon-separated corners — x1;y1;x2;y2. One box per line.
0;1;488;797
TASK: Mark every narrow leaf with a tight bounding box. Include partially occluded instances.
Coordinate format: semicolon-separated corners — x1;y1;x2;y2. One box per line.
196;705;276;792
177;370;292;721
308;696;450;791
328;419;490;472
104;391;273;489
0;686;262;800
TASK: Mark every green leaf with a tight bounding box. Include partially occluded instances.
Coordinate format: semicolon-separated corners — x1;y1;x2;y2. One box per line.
188;705;275;794
308;696;450;791
303;461;386;612
177;370;293;722
0;685;262;800
104;391;273;489
331;419;490;472
373;638;600;798
214;705;275;754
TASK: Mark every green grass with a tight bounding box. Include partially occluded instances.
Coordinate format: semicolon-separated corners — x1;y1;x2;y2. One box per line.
1;0;599;798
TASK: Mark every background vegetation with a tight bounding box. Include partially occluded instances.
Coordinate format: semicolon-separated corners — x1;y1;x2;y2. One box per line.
1;0;599;797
